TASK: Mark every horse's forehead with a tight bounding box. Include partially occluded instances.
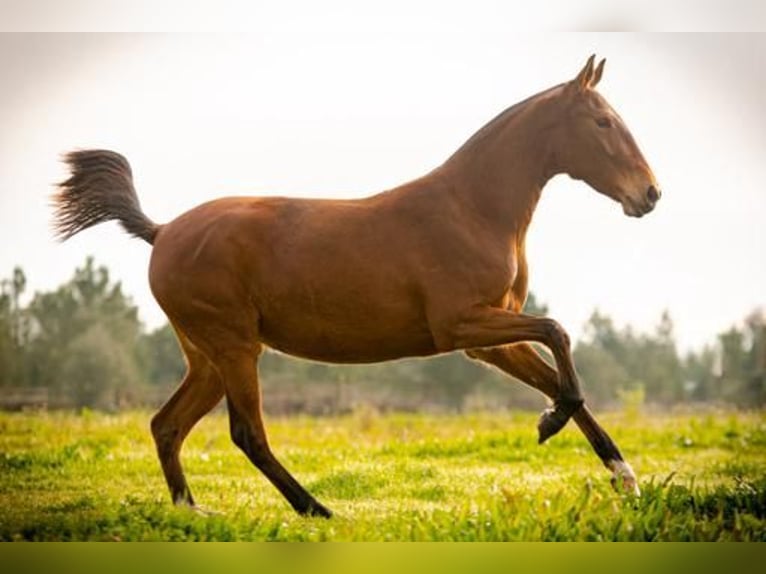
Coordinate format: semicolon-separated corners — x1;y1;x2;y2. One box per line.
582;90;612;112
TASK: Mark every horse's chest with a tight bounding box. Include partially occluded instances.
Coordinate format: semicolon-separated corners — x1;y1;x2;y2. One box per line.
506;251;528;312
474;251;524;310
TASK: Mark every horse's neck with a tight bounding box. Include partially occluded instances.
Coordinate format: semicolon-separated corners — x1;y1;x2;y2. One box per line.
439;89;562;242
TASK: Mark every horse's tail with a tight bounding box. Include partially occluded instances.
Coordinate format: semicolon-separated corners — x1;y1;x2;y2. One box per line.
52;149;160;245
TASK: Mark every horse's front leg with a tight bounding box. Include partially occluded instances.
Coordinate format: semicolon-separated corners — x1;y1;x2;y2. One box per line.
437;307;583;442
466;343;639;495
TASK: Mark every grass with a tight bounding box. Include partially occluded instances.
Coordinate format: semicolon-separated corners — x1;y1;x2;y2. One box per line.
0;407;764;541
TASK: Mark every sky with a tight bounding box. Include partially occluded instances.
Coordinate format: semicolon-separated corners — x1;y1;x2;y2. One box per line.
0;11;764;354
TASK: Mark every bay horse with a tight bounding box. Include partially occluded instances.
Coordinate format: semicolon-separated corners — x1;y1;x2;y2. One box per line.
53;56;660;517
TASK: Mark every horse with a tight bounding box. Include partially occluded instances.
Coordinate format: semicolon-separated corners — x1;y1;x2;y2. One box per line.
53;55;660;517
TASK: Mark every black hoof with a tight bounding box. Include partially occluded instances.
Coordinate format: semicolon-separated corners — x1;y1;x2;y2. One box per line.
537;399;583;444
537;408;566;444
302;500;333;519
189;505;222;517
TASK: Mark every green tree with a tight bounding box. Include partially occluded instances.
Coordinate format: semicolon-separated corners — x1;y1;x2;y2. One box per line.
575;310;634;406
717;309;766;406
573;343;631;405
137;324;186;387
683;345;718;402
718;326;747;403
574;310;685;407
25;257;143;409
59;323;140;409
0;279;16;386
639;311;684;403
0;267;29;387
418;353;487;412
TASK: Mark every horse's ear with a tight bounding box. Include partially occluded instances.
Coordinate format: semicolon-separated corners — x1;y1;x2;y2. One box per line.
591;58;606;88
574;54;596;90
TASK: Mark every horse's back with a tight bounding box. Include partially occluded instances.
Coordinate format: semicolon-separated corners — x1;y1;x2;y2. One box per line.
148;193;439;362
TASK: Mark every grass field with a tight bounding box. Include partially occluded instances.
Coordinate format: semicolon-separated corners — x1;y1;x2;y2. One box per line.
0;407;764;541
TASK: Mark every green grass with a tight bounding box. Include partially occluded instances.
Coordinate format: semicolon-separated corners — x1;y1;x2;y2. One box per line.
0;408;764;541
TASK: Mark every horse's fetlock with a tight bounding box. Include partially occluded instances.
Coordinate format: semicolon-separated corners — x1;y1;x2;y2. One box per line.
561;395;585;412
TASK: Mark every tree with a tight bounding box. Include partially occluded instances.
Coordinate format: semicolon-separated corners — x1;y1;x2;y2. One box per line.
25;257;143;408
0;280;16;386
137;324;186;387
59;323;140;409
0;267;29;387
418;353;487;412
716;309;766;406
574;309;685;407
639;311;684;403
573;343;631;405
684;345;718;402
575;310;634;406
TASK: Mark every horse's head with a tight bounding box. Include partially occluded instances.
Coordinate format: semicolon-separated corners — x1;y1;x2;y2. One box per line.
555;55;660;217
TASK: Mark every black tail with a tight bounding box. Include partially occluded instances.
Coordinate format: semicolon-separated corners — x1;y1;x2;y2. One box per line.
52;150;160;245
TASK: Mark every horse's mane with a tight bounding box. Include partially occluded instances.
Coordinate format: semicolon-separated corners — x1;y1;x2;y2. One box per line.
447;83;565;160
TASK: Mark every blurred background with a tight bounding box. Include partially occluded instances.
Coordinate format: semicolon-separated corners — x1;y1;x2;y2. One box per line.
1;4;764;413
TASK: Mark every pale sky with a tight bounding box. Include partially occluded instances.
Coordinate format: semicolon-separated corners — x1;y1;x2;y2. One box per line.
0;25;764;353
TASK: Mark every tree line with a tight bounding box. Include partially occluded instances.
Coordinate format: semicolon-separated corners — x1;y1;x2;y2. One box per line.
1;258;764;413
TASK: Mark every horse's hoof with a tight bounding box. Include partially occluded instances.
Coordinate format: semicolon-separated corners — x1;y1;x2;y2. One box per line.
303;500;333;519
608;460;640;496
537;407;566;444
190;505;222;517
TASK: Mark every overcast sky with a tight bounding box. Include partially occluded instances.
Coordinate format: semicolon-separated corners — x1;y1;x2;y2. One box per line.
0;25;764;353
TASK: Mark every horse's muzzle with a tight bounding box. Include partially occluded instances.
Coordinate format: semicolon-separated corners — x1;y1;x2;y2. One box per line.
622;188;659;218
647;184;661;206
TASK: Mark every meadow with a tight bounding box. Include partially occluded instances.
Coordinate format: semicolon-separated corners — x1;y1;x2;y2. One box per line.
0;407;764;541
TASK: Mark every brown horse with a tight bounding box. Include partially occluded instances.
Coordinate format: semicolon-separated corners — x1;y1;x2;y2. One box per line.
53;55;659;517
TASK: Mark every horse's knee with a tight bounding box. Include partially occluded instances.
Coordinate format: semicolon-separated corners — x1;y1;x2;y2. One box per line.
150;413;179;458
543;318;571;350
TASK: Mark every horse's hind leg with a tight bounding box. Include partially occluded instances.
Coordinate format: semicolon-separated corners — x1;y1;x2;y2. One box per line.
155;283;330;517
213;345;332;517
151;331;224;507
466;343;640;495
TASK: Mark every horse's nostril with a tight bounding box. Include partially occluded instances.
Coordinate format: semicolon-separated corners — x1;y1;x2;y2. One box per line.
647;184;661;203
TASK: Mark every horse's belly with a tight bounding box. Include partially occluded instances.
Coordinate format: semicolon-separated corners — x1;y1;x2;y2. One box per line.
258;307;438;364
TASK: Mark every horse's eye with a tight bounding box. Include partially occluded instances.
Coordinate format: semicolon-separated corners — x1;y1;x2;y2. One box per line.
595;117;613;128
